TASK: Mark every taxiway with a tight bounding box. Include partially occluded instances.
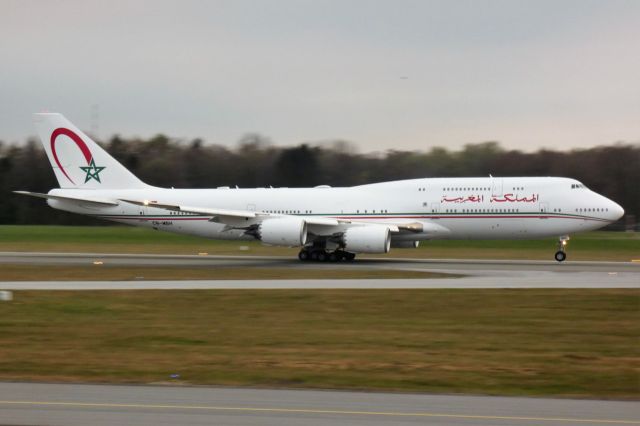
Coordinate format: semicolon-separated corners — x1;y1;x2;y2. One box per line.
0;382;638;426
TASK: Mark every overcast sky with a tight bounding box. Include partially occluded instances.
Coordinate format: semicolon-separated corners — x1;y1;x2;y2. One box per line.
1;0;639;152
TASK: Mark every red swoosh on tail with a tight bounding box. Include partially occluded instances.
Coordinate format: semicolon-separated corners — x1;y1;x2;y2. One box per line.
50;128;93;184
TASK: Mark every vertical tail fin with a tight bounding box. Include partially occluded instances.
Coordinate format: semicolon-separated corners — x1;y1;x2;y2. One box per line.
34;113;148;189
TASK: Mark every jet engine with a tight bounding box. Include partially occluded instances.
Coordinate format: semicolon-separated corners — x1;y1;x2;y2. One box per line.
342;226;391;253
258;217;307;247
391;240;420;249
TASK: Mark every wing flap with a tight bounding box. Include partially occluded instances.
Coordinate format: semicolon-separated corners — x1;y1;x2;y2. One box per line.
304;217;344;226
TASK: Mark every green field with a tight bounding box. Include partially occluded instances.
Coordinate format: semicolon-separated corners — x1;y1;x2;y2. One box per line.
0;290;638;398
0;225;638;261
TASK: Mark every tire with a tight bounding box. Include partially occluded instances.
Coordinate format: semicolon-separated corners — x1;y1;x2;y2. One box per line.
317;251;328;262
554;251;566;262
328;252;339;262
344;252;356;261
298;250;310;261
310;251;319;261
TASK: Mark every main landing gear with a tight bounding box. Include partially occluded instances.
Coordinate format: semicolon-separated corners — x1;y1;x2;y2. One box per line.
554;235;569;262
298;248;356;262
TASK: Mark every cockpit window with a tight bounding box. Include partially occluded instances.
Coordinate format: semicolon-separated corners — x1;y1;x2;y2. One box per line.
571;183;586;189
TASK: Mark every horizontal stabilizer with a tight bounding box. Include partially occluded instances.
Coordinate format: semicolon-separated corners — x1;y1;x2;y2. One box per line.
13;191;119;206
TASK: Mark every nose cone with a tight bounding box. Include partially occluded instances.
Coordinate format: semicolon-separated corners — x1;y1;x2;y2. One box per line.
609;200;625;222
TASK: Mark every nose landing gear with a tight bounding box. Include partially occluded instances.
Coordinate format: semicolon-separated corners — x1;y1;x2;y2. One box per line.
554;235;569;262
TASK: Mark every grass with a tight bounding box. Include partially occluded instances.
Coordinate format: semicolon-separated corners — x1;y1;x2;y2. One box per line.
0;289;638;398
0;265;455;281
0;225;638;261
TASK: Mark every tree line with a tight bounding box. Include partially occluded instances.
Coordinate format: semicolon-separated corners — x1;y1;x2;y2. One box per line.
0;134;637;228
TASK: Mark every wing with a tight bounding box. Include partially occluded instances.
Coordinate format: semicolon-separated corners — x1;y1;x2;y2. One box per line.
119;198;363;228
116;198;449;237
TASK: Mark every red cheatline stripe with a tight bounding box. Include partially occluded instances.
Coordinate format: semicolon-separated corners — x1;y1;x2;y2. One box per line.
334;215;608;222
98;215;608;223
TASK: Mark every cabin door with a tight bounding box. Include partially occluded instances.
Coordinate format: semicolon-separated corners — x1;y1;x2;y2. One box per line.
430;202;440;217
539;202;549;218
138;203;147;222
491;178;503;196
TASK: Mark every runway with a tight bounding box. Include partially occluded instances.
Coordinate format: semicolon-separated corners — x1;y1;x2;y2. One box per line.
1;252;638;289
0;382;638;426
2;251;639;272
2;273;639;289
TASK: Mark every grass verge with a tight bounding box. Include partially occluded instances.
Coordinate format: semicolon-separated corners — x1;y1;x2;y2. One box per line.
0;289;638;398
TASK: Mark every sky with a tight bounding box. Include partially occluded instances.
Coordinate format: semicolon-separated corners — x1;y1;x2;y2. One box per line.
1;0;639;152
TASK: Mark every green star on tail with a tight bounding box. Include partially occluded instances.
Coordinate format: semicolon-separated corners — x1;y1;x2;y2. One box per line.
80;158;106;183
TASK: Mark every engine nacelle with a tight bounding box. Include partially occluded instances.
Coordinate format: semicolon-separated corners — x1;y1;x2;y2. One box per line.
342;226;391;253
258;217;307;247
390;240;420;249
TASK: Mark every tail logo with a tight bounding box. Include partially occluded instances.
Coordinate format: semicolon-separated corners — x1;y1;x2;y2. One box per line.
50;128;106;184
79;158;106;183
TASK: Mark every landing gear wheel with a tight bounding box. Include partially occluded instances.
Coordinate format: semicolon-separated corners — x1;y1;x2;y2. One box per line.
344;252;356;261
328;252;339;262
298;250;310;261
317;251;328;262
555;235;569;263
310;251;319;261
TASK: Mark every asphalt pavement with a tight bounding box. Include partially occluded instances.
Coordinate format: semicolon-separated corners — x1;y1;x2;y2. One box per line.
1;252;637;289
1;382;638;426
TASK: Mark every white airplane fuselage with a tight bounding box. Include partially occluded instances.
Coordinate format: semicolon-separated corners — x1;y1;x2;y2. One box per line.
47;176;622;242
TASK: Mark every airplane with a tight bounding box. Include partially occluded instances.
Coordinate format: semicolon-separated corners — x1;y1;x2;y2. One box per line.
15;113;625;262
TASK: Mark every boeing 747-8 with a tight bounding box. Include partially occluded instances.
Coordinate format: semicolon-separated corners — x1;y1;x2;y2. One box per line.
15;113;625;262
